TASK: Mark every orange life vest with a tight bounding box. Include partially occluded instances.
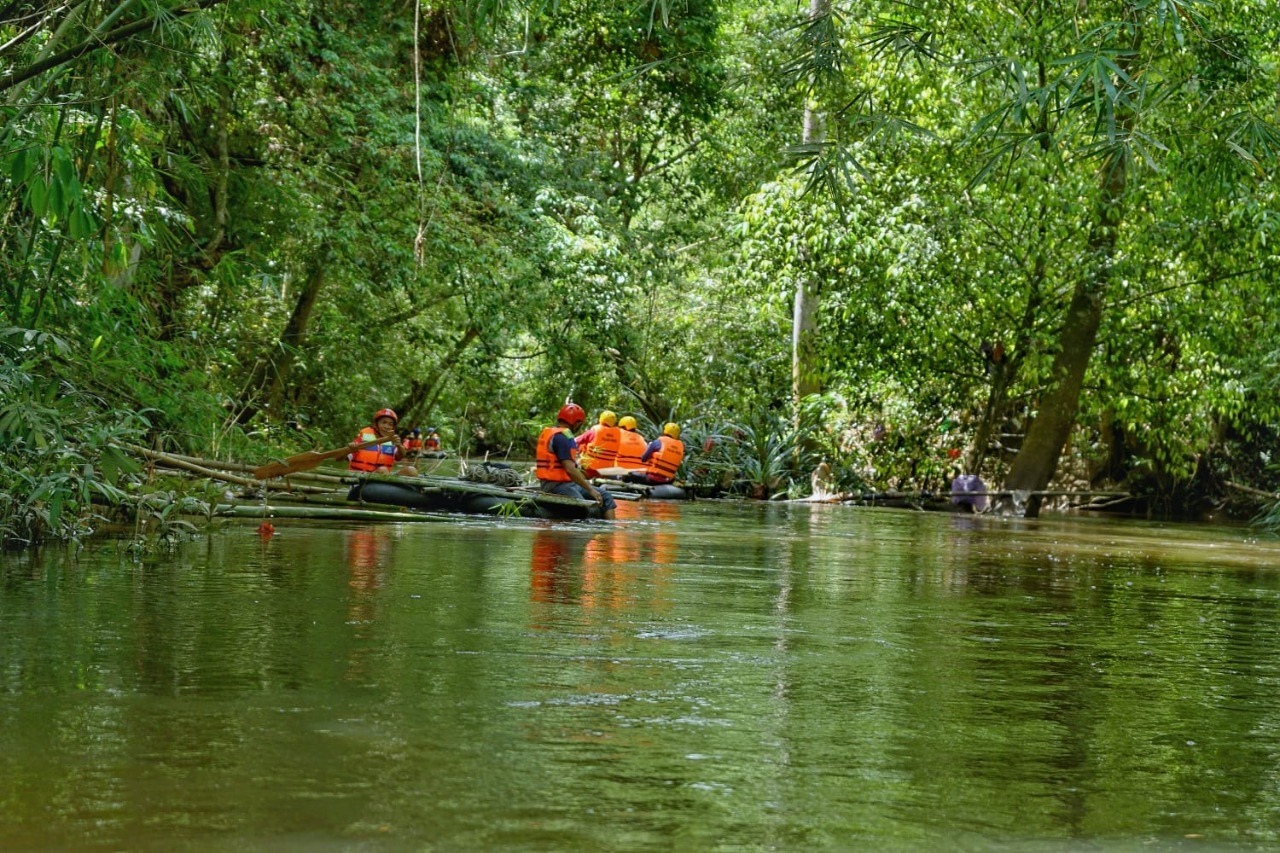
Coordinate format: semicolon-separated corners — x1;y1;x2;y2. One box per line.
349;427;398;472
535;426;576;482
424;434;440;451
647;435;685;482
404;437;424;453
578;424;620;472
617;429;647;469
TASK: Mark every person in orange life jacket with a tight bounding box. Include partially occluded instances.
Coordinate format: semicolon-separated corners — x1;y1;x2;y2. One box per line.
576;410;620;477
615;415;648;470
424;427;441;452
627;422;685;485
402;428;425;458
535;403;616;519
348;408;417;476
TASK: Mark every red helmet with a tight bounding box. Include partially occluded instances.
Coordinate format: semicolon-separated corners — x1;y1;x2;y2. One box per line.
374;408;398;424
557;403;586;428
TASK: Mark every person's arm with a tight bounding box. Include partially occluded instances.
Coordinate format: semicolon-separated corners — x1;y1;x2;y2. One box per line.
641;439;661;463
551;432;601;502
562;458;601;501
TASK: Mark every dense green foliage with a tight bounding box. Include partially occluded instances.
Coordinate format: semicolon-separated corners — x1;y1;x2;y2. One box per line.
1;0;1278;544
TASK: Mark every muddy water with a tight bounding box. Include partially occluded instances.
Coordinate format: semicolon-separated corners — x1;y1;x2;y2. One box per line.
2;501;1279;850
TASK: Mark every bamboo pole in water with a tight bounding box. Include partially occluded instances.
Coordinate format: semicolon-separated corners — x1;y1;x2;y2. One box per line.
131;447;332;494
127;445;597;509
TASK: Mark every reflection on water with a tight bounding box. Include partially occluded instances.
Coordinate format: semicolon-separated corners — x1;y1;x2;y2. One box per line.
3;504;1280;849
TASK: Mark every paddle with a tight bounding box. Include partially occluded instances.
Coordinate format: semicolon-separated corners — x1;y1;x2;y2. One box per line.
253;435;391;480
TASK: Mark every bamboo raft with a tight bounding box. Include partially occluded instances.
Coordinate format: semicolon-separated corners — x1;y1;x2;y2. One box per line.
129;447;598;522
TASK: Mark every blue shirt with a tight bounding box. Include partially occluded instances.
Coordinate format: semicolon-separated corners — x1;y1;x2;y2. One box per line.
549;430;577;464
640;438;663;463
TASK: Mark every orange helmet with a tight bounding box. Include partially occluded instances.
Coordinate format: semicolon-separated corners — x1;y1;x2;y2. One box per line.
374;408;398;424
558;403;586;428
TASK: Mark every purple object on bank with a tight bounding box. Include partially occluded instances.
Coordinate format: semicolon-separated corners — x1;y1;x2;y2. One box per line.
950;474;988;512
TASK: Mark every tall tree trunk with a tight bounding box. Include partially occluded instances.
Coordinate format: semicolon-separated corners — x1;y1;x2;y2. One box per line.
791;0;827;405
1000;152;1127;516
235;256;326;424
966;204;1048;474
394;325;480;424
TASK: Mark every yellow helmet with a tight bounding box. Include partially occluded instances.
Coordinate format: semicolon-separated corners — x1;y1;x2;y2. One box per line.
663;422;681;438
598;410;618;427
619;416;638;430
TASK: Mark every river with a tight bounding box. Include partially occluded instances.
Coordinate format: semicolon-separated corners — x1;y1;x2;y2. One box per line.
3;500;1279;850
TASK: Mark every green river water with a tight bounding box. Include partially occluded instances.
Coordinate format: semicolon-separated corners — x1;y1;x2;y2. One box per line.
3;500;1280;851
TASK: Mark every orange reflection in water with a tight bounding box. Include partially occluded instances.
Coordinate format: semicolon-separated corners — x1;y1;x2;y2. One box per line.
342;527;391;682
528;501;684;621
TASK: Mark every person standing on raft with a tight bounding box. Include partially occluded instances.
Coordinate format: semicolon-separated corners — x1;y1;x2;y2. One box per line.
576;410;621;478
536;403;616;520
348;408;417;476
628;421;685;485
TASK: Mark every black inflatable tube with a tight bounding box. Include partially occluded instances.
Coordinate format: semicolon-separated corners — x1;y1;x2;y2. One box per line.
348;481;446;510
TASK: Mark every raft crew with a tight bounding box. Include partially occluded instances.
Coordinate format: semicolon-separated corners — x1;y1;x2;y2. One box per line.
576;410;620;477
402;427;424;457
616;415;648;470
536;402;616;520
348;407;417;477
424;427;441;452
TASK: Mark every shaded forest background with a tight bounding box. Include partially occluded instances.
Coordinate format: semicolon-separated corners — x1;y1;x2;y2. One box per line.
2;0;1278;543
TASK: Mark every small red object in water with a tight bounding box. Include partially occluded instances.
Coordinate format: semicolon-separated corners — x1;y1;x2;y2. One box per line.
257;522;276;537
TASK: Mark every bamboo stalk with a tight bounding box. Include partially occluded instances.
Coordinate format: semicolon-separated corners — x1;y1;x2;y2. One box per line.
154;466;336;495
147;451;257;474
133;447;327;494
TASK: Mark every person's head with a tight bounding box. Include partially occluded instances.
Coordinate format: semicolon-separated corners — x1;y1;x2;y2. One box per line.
598;410;618;427
557;403;586;430
663;422;681;439
413;428;422;435
374;408;398;434
619;416;637;431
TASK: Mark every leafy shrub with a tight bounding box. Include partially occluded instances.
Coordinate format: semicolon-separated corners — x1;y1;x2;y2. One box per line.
0;329;146;547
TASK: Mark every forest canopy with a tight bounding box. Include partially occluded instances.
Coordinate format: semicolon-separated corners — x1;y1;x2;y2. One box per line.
2;0;1278;543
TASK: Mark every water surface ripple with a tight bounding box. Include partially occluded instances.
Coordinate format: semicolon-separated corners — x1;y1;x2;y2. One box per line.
3;502;1279;850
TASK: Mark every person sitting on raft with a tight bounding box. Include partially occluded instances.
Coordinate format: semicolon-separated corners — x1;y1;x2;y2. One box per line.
615;415;648;472
424;427;441;452
625;421;685;485
536;403;616;520
576;410;620;477
402;427;424;458
348;408;417;476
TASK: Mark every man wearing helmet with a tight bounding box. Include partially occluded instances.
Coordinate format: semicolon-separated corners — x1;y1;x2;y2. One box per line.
631;422;685;485
575;410;621;478
348;408;417;476
402;427;425;458
535;403;616;519
615;415;648;470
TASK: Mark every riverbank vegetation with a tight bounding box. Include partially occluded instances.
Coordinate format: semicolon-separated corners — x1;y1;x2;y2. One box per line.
2;0;1278;546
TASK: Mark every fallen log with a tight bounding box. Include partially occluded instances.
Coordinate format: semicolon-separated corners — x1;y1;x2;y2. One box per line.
1226;481;1280;500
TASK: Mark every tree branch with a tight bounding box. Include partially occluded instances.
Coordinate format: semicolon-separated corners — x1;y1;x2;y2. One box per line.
0;0;229;94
